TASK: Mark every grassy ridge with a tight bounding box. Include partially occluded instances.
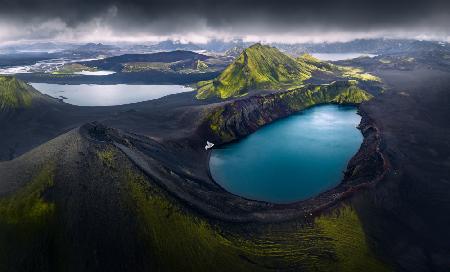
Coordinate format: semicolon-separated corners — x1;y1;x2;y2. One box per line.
0;76;37;110
197;44;315;99
196;44;379;99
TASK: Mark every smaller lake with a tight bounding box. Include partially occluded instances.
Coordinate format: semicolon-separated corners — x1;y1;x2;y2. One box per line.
209;105;363;203
74;71;116;76
30;83;193;106
311;53;377;61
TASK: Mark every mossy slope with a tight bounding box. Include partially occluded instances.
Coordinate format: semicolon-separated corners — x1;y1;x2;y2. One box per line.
196;44;379;99
121;150;389;271
0;76;38;110
197;44;317;99
0;164;57;272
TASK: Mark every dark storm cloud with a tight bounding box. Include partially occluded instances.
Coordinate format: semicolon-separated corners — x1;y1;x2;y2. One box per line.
1;0;450;42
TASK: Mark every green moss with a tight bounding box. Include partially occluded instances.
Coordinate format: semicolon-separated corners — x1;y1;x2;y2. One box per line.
97;148;116;168
0;164;56;271
124;175;389;271
196;44;317;99
338;66;381;82
0;164;54;224
209;108;223;133
296;53;334;79
331;85;374;104
227;205;390;271
0;76;36;110
315;205;390;272
123;170;262;271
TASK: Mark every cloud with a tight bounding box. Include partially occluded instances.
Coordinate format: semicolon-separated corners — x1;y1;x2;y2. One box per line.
0;0;450;43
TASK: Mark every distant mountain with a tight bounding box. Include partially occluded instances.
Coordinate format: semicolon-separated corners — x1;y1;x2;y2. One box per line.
200;39;251;52
148;41;202;52
136;38;448;56
196;44;322;99
274;39;449;56
81;50;211;72
74;43;120;53
145;39;252;53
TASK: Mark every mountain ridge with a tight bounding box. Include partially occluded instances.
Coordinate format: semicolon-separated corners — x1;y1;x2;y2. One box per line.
196;43;381;99
0;76;40;110
197;43;316;99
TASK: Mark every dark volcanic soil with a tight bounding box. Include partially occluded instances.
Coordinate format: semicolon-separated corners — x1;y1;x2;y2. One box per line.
1;61;449;271
350;68;450;271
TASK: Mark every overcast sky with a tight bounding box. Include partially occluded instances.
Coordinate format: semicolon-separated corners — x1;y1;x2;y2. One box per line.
1;0;450;44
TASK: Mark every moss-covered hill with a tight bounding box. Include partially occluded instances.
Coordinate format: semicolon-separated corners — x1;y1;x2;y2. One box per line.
196;43;380;99
0;125;390;272
0;76;39;110
196;44;313;99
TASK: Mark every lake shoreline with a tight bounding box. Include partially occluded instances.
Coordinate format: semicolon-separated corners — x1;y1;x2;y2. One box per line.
208;105;364;204
192;103;388;222
30;82;194;106
80;91;386;223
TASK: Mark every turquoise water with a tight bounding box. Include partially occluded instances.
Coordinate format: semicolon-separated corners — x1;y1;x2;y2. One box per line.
209;105;363;203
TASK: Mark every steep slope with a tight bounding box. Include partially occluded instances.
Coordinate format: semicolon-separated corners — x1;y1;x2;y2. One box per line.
0;76;40;110
197;43;315;99
203;80;373;142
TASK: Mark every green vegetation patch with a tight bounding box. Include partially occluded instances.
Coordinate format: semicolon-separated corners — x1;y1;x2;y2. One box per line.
123;169;261;271
53;63;97;74
122;62;171;72
0;163;56;271
338;66;381;82
196;44;316;99
315;205;390;271
123;169;389;271
97;148;116;168
0;76;35;110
